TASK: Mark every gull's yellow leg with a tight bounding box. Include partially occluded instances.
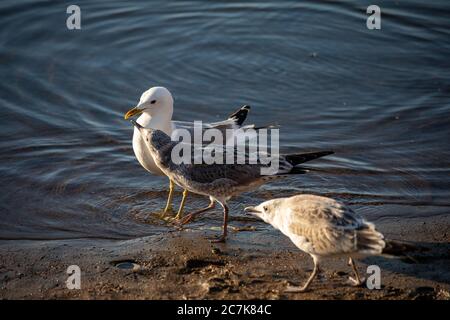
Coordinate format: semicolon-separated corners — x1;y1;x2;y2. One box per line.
174;189;188;220
162;179;175;216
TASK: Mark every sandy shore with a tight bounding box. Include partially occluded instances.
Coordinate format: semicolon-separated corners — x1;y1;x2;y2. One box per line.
0;214;449;300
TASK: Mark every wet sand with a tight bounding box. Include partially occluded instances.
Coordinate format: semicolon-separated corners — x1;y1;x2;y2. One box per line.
0;214;449;300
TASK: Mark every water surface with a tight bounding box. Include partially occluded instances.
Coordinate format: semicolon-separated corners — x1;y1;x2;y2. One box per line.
1;0;449;240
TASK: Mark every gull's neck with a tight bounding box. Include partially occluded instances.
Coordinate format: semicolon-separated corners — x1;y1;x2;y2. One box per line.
137;111;173;136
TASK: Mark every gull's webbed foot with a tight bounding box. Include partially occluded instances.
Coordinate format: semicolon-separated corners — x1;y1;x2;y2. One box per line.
172;189;189;221
158;179;176;219
347;276;366;287
285;285;309;293
175;213;195;226
173;199;216;226
208;235;227;243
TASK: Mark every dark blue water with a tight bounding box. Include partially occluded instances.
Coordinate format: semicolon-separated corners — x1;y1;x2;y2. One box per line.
1;0;449;240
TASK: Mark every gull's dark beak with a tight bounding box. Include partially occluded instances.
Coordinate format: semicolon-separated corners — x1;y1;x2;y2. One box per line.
124;106;143;120
244;206;260;215
130;119;143;132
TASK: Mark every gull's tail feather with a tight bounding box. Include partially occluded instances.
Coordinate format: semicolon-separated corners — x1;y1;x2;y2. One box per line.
228;105;250;126
356;223;386;255
285;151;334;167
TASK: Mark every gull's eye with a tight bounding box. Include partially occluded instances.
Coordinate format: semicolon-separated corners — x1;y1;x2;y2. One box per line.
150;100;157;104
263;206;268;212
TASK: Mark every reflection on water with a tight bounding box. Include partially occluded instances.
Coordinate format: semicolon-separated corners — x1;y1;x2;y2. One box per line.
0;0;449;240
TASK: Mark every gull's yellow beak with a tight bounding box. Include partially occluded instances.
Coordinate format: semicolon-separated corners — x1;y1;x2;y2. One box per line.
124;107;143;120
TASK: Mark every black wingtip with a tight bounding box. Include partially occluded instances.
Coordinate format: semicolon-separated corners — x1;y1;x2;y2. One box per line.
228;105;251;126
287;167;309;175
285;151;334;166
253;122;280;130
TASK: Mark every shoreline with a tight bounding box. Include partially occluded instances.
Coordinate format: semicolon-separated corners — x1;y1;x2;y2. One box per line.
1;214;449;300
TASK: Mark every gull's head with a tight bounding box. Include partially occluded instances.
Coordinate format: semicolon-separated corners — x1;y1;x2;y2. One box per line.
124;86;174;120
244;198;285;224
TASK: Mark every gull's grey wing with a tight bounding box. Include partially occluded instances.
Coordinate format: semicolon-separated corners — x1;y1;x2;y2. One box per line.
286;195;364;228
171;123;245;146
181;162;265;186
289;221;361;255
171;140;269;164
285;195;384;255
208;104;250;128
169;142;329;176
172;105;277;145
172;105;250;131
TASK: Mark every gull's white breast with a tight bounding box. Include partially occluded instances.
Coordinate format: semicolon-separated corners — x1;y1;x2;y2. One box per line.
132;113;174;176
132;126;164;176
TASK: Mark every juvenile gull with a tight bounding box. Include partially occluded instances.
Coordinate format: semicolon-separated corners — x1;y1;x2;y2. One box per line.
124;86;258;219
132;121;333;242
245;194;416;292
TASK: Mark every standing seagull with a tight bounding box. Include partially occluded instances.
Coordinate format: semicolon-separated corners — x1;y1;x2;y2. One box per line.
132;121;333;242
124;86;254;219
245;194;416;292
